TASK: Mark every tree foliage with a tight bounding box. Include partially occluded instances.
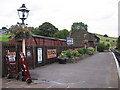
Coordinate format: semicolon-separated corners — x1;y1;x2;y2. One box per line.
53;29;70;39
33;22;58;37
97;42;110;52
2;27;7;29
71;22;88;32
104;34;108;37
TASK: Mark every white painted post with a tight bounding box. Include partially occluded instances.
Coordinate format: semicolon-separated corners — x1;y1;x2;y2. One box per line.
95;45;97;52
22;38;26;55
21;24;26;55
85;44;86;49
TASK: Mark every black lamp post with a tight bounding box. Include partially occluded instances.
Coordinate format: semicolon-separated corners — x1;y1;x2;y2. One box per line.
17;4;29;24
17;4;30;55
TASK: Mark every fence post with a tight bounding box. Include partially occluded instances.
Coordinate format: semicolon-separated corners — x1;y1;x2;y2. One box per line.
2;44;8;77
43;46;46;65
32;45;36;69
16;44;20;72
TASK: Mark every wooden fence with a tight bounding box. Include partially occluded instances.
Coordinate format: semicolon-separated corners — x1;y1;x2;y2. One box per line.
2;44;82;77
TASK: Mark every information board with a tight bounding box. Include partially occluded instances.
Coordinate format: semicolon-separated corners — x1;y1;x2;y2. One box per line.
47;49;57;58
7;52;16;62
37;48;42;64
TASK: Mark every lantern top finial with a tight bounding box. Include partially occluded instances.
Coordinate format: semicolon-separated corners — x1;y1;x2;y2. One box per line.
17;4;29;12
21;4;26;8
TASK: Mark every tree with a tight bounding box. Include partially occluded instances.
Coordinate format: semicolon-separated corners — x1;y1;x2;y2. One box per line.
71;22;88;32
33;22;59;37
27;27;34;34
117;36;120;50
53;29;70;39
9;25;19;33
2;27;7;29
104;34;108;37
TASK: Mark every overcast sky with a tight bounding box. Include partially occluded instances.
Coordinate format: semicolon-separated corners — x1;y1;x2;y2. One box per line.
0;0;119;37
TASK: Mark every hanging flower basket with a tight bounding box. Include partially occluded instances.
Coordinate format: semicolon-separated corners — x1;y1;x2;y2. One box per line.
10;24;32;39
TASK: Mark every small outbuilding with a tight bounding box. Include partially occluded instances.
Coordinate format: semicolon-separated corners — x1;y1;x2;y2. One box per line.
70;29;100;47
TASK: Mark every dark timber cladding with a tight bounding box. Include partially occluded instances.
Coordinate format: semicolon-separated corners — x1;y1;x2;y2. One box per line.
70;29;100;47
8;35;67;46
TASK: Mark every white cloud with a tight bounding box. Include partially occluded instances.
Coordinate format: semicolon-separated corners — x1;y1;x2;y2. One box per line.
0;0;119;37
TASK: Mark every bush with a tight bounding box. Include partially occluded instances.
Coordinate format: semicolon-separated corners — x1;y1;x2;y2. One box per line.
73;51;81;57
77;48;84;55
97;43;106;52
84;48;88;54
87;47;95;55
58;50;73;59
63;50;74;58
87;47;95;52
106;44;110;51
97;42;110;52
58;50;80;59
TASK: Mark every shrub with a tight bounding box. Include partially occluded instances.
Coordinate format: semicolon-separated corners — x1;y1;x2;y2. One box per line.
106;44;110;50
73;51;81;57
58;50;74;59
97;43;106;52
84;48;88;54
77;48;85;55
87;47;95;52
64;50;74;58
58;50;80;59
87;47;95;55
